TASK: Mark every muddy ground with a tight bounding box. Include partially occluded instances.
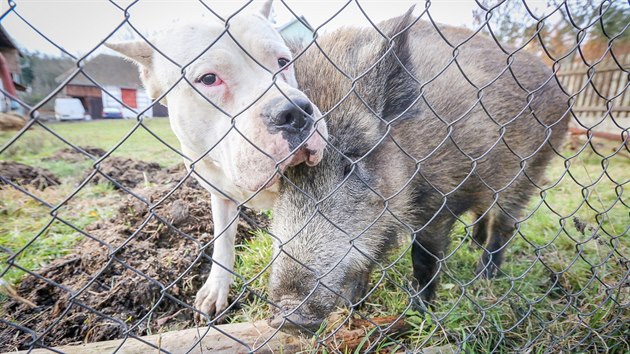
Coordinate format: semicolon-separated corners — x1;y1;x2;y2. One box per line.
0;155;269;351
88;156;174;189
44;146;106;163
0;161;60;190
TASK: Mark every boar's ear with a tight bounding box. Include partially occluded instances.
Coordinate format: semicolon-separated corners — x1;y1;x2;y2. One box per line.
105;41;167;106
359;6;418;123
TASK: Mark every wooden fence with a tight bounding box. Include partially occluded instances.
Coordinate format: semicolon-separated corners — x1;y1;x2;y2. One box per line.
556;53;629;134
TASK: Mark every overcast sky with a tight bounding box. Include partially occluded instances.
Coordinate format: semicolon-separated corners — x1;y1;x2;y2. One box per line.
0;0;484;57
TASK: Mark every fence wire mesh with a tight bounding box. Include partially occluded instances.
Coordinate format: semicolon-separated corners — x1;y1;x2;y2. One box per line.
0;0;628;353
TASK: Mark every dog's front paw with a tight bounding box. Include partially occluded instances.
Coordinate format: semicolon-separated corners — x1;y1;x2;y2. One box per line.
194;276;231;323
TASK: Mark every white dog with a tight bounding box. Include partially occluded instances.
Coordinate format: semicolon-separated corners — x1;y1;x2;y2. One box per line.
107;2;327;320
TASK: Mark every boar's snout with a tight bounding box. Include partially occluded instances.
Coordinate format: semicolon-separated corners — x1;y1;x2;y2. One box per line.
268;300;323;334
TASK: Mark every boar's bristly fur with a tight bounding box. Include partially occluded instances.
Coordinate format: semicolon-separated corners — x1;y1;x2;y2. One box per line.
268;9;569;334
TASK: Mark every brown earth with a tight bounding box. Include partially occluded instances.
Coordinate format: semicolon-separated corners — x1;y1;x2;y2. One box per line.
0;112;26;131
88;156;170;189
0;163;270;351
44;146;106;163
0;161;60;190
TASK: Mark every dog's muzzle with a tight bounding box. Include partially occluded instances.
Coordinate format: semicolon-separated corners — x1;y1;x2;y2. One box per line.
268;97;314;136
233;96;327;192
266;96;325;168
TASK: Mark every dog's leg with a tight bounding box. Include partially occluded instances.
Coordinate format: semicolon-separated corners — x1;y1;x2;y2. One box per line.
194;195;238;321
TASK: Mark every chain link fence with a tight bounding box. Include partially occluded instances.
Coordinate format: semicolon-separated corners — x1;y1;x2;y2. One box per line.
0;0;628;353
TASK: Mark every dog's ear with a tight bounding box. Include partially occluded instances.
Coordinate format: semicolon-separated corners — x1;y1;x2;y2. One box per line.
105;41;152;67
105;41;167;105
259;0;273;19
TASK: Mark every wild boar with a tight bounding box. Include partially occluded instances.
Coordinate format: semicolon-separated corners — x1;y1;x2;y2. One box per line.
267;9;569;334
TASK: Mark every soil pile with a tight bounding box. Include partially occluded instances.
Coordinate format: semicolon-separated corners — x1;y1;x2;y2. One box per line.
1;165;269;351
0;161;60;190
88;157;175;189
45;146;106;163
0;112;26;131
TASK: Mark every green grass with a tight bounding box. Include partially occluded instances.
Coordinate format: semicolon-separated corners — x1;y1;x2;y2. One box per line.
1;118;181;170
0;183;121;285
1;119;628;352
230;230;275;323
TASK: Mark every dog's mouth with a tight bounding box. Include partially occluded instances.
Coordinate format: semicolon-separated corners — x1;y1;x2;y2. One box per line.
235;144;323;193
295;126;327;167
232;120;328;193
290;146;321;167
263;145;321;189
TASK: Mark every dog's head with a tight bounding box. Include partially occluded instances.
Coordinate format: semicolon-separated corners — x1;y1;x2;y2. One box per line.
107;2;327;192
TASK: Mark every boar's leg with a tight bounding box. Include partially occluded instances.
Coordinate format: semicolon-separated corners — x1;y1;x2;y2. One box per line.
346;268;371;307
411;215;455;305
471;214;488;247
475;211;517;278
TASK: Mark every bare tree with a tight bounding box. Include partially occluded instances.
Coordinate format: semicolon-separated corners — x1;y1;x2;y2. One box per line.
472;0;629;60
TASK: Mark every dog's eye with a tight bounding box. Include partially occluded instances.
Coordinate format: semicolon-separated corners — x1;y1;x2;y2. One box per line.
197;73;222;86
278;57;290;69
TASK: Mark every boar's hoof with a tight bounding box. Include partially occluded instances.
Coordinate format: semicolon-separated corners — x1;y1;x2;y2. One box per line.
475;258;501;279
408;282;436;313
411;294;435;313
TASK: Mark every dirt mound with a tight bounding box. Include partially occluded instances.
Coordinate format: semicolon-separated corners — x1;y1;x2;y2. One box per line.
89;157;180;189
0;161;60;190
0;112;26;131
46;146;106;163
1;181;270;351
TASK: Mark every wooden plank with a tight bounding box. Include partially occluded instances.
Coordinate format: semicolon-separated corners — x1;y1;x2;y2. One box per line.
585;70;605;121
607;69;626;122
556;65;624;76
7;318;454;354
64;84;102;98
569;127;627;142
571;106;630;113
10;321;308;354
576;74;591;115
561;68;577;95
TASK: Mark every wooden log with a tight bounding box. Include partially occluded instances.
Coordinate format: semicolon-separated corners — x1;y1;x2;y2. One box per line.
9;318;456;354
569;127;628;142
11;321;308;354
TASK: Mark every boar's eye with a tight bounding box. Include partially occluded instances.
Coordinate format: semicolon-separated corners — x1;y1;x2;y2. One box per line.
343;163;354;178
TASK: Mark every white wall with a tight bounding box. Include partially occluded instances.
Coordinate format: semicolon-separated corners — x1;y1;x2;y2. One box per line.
101;85;153;118
101;85;120;111
0;80;7;113
136;89;153;117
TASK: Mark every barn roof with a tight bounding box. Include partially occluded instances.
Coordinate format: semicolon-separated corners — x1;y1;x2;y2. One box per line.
0;25;19;50
276;16;314;33
57;54;143;89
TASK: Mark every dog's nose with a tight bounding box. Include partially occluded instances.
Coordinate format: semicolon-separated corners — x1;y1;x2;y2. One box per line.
272;98;313;133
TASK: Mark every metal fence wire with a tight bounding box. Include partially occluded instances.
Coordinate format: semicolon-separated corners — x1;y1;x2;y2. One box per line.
0;0;628;353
